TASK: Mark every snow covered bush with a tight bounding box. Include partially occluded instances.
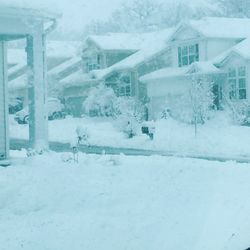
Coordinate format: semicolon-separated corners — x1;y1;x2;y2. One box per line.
83;84;118;117
223;99;250;125
83;83;145;138
114;97;145;138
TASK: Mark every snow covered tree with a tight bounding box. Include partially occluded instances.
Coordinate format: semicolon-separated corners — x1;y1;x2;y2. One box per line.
83;0;218;35
109;0;163;32
168;77;215;136
189;78;215;135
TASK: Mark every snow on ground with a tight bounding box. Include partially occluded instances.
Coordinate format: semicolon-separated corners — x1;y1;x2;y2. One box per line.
0;151;250;250
9;112;250;157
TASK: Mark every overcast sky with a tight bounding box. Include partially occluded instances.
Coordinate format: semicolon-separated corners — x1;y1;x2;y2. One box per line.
0;0;209;35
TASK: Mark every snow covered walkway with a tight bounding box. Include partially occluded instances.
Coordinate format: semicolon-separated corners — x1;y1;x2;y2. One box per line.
10;138;250;164
0;151;250;250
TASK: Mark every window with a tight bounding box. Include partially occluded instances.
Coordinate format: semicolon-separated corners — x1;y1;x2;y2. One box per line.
118;73;131;97
228;66;247;100
85;54;101;72
178;44;199;67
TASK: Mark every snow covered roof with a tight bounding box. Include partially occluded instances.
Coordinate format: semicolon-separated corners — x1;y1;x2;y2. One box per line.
48;56;82;76
60;70;98;88
187;61;221;74
8;40;81;65
141;61;222;82
91;28;175;80
188;17;250;39
140;67;188;82
8;74;27;91
87;33;152;51
47;40;82;58
214;38;250;66
0;5;60;20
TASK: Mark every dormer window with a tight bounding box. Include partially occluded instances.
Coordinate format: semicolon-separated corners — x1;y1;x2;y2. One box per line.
85;54;101;72
178;44;199;67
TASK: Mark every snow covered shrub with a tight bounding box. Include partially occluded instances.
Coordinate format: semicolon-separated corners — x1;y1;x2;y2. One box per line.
114;97;145;138
223;99;250;125
83;84;118;117
83;83;145;137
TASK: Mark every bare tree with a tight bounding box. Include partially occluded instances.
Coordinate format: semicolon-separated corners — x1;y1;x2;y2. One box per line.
83;0;218;35
167;77;214;136
215;0;250;17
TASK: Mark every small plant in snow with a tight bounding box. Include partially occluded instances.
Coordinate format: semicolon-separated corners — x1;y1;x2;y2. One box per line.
76;126;90;145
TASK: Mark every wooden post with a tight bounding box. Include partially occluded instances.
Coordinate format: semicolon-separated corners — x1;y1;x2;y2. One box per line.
0;41;9;165
27;29;48;152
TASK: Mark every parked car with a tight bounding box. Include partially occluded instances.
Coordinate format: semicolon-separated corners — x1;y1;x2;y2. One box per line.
9;98;23;114
15;98;66;124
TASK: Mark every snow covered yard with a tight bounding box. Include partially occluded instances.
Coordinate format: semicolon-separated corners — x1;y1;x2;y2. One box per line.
0;151;250;250
10;112;250;158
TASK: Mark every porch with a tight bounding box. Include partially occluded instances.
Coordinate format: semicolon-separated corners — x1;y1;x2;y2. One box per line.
0;6;59;165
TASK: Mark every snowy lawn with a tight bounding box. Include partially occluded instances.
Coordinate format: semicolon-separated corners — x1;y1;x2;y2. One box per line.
0;151;250;250
9;112;250;157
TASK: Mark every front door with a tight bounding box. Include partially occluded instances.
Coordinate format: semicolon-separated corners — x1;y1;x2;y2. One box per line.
212;84;220;110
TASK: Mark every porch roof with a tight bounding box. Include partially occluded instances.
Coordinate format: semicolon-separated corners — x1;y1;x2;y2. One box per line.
140;67;188;82
140;62;223;83
0;5;60;21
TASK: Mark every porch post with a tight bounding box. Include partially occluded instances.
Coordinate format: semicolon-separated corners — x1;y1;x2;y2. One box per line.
27;31;48;152
0;41;9;165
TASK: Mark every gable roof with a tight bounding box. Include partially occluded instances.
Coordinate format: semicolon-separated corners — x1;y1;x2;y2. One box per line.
170;17;250;41
190;17;250;39
91;28;175;80
86;33;152;51
214;37;250;66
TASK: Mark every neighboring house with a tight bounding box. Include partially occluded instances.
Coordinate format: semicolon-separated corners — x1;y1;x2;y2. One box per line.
60;70;98;116
140;17;250;119
8;40;82;106
61;30;175;116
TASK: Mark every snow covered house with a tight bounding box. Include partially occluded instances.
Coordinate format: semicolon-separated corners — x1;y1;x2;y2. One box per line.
61;30;175;116
8;40;82;106
0;6;59;165
140;17;250;119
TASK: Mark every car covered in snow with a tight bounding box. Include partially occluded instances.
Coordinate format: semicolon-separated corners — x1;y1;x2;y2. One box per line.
9;98;23;114
14;98;66;124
